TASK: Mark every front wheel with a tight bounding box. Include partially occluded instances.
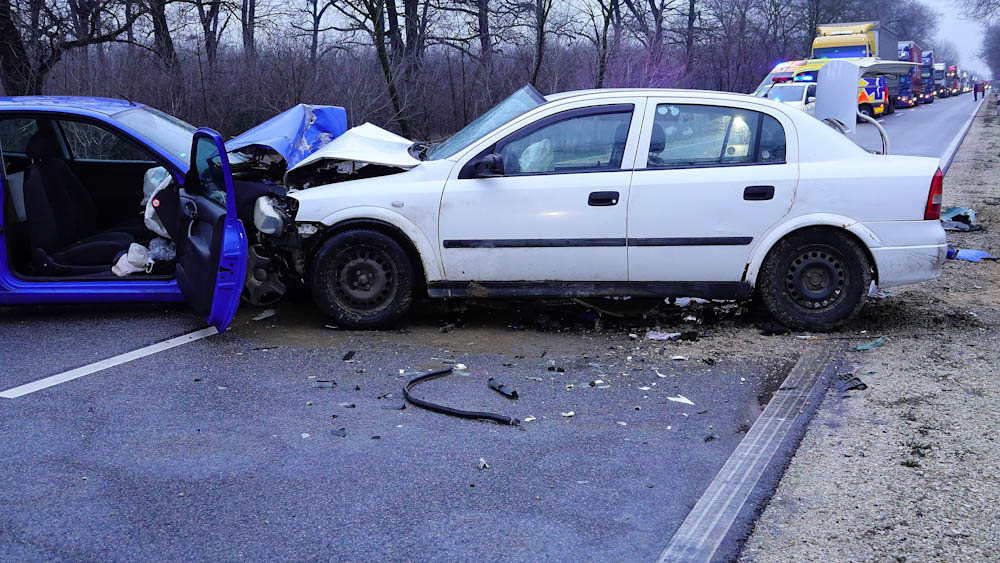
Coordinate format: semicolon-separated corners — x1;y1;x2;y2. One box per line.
309;229;416;329
756;229;871;332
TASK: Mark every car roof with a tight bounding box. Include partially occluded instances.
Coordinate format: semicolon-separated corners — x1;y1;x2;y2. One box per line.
0;96;143;116
543;88;765;104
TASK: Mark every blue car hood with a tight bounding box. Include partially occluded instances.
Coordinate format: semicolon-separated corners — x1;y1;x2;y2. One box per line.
225;104;348;168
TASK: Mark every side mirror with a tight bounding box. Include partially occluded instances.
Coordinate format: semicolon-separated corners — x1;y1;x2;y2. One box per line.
473;153;504;178
805;95;816;104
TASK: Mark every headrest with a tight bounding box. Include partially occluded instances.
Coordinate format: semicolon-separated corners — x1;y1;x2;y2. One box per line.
649;124;666;153
26;132;61;161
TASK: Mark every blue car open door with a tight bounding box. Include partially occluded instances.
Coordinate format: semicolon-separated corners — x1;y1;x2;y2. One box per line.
155;129;247;331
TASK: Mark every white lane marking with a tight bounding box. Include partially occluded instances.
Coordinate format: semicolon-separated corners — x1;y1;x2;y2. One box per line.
0;326;219;398
942;97;985;173
656;344;836;563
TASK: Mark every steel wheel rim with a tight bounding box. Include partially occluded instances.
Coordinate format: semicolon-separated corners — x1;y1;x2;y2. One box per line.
331;245;397;313
784;245;847;312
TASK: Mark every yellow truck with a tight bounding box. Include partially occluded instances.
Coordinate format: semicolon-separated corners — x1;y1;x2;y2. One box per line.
811;21;900;111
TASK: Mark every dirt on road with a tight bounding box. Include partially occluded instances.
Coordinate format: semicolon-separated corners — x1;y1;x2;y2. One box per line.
741;94;1000;561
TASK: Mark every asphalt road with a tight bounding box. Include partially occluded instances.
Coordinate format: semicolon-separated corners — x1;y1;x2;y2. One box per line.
0;96;978;561
854;92;982;162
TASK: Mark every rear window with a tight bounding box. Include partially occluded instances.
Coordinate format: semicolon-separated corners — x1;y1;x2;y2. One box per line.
646;104;785;168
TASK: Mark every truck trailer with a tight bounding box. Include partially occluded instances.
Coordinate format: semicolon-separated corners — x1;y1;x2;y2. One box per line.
811;22;900;112
896;41;923;108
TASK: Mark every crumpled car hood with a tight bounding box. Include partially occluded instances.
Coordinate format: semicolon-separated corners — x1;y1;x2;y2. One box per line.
287;122;420;172
225;104;348;168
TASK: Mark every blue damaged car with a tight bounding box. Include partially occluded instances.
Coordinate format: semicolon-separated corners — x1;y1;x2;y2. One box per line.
0;97;347;331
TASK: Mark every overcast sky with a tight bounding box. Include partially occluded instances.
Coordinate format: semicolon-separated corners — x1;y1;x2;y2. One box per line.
927;0;990;75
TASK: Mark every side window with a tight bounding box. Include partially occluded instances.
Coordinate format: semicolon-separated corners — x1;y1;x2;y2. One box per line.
758;115;786;163
0;118;39;155
190;135;228;208
497;108;632;174
807;84;817;99
647;104;785;168
59;120;152;162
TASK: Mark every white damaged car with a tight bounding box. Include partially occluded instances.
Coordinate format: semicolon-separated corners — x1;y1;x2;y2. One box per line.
245;84;946;330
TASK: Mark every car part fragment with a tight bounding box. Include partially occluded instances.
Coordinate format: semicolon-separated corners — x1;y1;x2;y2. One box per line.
403;367;519;425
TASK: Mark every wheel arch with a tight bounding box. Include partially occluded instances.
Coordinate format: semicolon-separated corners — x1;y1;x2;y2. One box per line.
744;216;880;288
308;209;442;287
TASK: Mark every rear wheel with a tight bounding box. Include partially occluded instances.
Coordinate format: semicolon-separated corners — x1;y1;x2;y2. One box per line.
757;229;871;332
310;229;415;329
858;105;875;120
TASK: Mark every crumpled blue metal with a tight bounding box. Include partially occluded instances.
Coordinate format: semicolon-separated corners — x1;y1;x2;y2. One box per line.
225;104;348;168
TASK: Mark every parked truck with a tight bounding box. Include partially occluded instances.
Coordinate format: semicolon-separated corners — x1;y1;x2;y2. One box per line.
811;21;900;112
896;41;923;108
920;50;936;103
934;62;949;97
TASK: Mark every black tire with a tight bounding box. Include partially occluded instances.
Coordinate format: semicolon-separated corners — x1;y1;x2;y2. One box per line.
756;229;871;332
859;105;875;120
309;229;415;329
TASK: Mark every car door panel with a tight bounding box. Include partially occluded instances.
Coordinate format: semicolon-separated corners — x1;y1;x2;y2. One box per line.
440;98;646;282
155;129;246;331
627;99;798;282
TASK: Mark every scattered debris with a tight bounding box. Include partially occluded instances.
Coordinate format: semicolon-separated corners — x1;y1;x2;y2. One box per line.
342;350;356;361
332;428;347;437
525;376;544;382
381;403;406;410
312;380;335;388
852;337;885;352
670;355;688;361
439;323;456;333
305;401;313;406
655;369;668;378
454;363;468;371
589;379;605;386
402;367;519;425
487;377;519;400
338;402;356;408
844;377;868;391
638;386;652;391
371;435;380;440
704;434;719;443
252;309;276;321
941;206;980;230
523;415;536;422
702;358;716;366
947;247;996;262
301;433;310;439
616;421;627;427
478;458;489;470
565;383;574;391
646;330;681;341
561;411;576;418
759;321;790;336
547;366;566;373
667;395;695;406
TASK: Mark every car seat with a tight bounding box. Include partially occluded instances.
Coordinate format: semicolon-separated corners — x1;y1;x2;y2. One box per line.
21;131;134;275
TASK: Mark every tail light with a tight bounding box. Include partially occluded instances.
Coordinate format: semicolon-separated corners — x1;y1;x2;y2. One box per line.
924;168;943;220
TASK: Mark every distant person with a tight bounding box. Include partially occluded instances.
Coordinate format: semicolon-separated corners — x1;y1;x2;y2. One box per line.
974;81;980;101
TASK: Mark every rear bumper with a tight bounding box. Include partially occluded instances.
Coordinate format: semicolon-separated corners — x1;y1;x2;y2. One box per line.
870;243;947;288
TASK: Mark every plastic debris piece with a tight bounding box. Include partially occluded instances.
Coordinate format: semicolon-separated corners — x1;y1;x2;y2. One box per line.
381;403;406;410
616;421;627;426
560;411;575;418
655;369;669;378
702;358;716;366
301;433;310;439
338;402;356;408
477;458;489;469
638;386;651;391
565;384;574;391
488;377;519;400
343;350;356;361
454;363;468;370
523;415;536;422
312;380;335;388
841;376;868;391
525;376;544;382
332;428;347;437
704;434;719;443
670;355;688;361
667;394;695;406
629;333;639;339
305;401;313;406
646;330;681;341
371;435;381;440
680;331;699;341
252;309;275;321
949;248;996;262
547;366;566;373
589;379;605;386
941;206;977;225
852;337;885;351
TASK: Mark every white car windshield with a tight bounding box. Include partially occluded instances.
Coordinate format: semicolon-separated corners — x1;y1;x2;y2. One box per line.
426;85;546;160
112;106;198;162
762;85;806;103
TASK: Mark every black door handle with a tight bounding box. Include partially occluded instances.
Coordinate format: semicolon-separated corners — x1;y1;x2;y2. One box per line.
589;191;619;206
743;185;774;200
